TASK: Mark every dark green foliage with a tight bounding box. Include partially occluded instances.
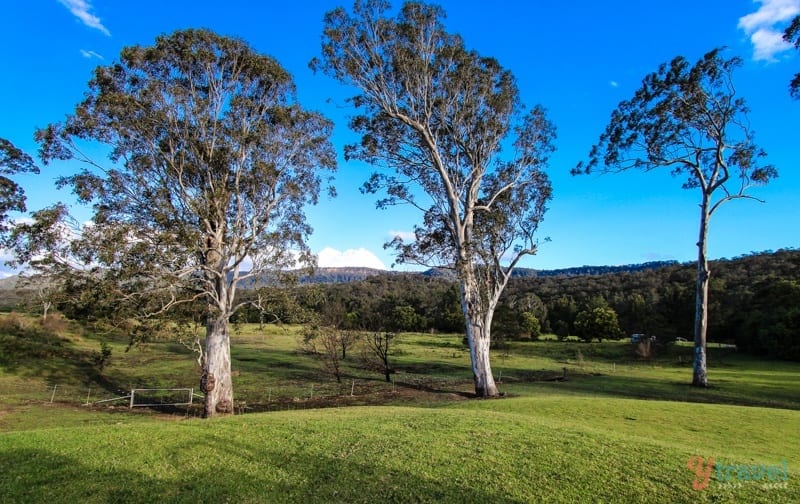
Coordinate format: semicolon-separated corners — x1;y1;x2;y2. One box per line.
519;312;541;340
549;295;577;340
33;28;337;416
734;280;800;360
493;305;541;343
574;306;624;343
784;15;800;99
0;138;39;233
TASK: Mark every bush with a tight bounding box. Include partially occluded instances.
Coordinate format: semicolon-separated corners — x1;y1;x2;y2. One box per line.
574;306;624;343
92;340;113;371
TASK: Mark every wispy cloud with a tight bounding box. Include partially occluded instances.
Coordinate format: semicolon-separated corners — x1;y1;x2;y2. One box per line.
609;80;619;88
0;246;25;278
738;0;800;61
317;247;387;269
58;0;110;36
80;49;103;59
388;229;416;242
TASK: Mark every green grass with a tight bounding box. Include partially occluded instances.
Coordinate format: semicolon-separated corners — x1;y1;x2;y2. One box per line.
1;402;796;503
1;313;799;502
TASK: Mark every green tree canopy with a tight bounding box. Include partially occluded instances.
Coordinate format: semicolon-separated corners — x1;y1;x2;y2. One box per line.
34;29;336;417
574;306;623;343
0;138;39;233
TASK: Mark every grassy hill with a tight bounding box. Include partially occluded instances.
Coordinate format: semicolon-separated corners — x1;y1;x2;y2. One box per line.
1;313;798;502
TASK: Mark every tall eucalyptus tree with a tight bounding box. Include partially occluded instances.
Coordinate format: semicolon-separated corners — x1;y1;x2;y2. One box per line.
575;49;777;386
37;29;336;416
314;1;555;396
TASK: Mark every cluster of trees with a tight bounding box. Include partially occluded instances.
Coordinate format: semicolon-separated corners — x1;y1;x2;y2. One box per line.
1;2;795;416
503;249;800;361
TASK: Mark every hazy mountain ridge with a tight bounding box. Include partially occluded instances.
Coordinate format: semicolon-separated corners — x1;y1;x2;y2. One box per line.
303;260;680;284
300;267;393;284
0;276;21;290
0;256;778;288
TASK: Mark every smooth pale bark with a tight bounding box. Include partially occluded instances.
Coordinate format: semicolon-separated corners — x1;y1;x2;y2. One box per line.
466;321;498;397
692;199;711;387
201;233;235;416
39;289;52;323
459;279;499;397
203;314;234;416
315;2;553;399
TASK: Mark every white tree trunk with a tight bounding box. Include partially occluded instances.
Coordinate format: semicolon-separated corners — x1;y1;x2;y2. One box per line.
693;201;711;387
460;279;499;397
202;313;234;416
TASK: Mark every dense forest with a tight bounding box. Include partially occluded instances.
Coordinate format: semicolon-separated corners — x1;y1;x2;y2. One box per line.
229;249;799;361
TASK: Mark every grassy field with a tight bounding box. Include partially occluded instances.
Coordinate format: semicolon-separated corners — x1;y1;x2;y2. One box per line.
1;312;798;502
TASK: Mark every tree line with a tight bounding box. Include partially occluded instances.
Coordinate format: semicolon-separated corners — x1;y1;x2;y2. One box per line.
226;248;800;361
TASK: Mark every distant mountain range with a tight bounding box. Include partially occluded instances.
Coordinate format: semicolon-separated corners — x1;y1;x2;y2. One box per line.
0;260;681;290
301;260;679;284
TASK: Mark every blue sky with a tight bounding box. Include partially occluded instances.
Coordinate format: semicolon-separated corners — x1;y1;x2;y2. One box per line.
1;0;798;274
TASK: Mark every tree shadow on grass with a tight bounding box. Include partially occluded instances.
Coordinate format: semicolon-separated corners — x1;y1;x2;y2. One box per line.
0;443;528;504
496;364;800;410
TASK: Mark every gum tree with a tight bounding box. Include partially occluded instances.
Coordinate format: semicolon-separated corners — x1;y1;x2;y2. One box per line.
37;29;336;416
574;49;777;386
314;0;555;396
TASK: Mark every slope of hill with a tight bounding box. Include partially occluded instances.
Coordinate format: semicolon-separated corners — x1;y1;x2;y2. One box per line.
510;260;680;278
0;276;19;290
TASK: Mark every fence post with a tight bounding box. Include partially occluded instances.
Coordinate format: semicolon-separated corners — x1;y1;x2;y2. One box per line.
129;389;135;409
50;384;57;403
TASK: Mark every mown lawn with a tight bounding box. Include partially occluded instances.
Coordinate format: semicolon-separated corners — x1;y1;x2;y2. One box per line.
1;400;797;503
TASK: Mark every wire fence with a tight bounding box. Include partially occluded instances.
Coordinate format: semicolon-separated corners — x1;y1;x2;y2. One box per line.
2;374;472;418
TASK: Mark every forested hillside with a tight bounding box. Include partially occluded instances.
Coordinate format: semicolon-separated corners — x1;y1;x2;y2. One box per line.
235;249;799;360
5;249;798;360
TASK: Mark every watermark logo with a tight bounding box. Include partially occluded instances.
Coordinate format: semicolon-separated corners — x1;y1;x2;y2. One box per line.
687;456;715;490
687;456;790;491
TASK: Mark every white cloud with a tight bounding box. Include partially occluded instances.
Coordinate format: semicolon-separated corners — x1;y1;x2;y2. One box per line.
317;247;387;269
58;0;110;36
80;49;104;60
0;248;22;278
609;80;619;88
388;229;416;242
738;0;800;61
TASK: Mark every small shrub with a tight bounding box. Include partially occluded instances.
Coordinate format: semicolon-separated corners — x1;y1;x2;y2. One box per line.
0;312;27;334
92;341;113;371
41;313;68;333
